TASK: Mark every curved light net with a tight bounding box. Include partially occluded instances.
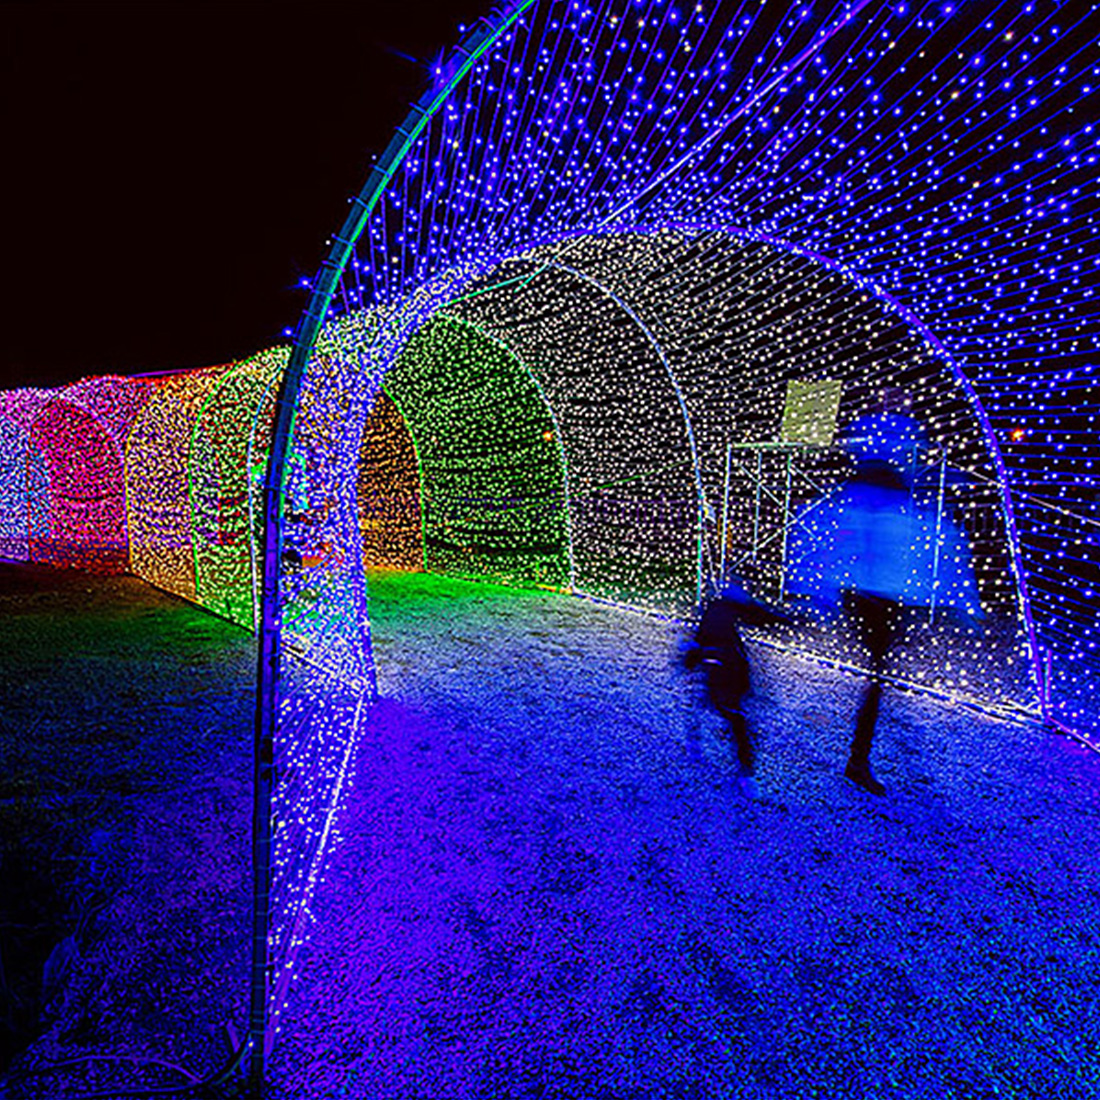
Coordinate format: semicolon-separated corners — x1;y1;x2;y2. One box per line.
189;349;288;628
287;0;1097;747
255;0;1100;1055
126;365;235;599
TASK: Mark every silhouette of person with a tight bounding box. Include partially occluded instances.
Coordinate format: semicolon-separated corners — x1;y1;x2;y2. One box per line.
685;577;789;794
835;455;913;795
788;412;981;795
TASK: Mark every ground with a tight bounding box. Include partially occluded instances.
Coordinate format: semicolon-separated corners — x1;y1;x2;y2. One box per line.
2;564;1099;1099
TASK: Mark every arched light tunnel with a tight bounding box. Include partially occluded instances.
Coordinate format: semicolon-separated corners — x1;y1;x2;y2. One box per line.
277;228;1035;707
2;1;1097;1081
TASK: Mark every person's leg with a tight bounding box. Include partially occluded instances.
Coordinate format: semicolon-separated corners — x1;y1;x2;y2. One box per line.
710;643;754;775
844;593;900;794
715;703;758;798
720;705;755;776
846;680;885;793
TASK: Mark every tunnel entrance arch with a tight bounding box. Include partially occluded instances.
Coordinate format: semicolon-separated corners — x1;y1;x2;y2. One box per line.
238;218;1044;1078
28;401;127;571
358;388;423;572
0;380;144;573
379;312;572;591
250;220;1045;1077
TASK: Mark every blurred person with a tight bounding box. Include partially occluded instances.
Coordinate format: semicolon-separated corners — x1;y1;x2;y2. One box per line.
685;577;789;796
788;412;981;796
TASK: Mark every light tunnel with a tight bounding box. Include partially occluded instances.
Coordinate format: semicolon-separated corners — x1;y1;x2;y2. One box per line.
256;212;1065;1051
290;226;1032;714
0;377;148;573
105;225;1027;711
254;0;1100;1052
2;0;1097;1072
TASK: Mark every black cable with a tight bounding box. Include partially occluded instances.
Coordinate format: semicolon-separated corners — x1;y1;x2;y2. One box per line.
14;1033;252;1100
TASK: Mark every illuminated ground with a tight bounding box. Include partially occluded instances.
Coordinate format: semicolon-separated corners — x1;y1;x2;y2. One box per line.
4;566;1100;1098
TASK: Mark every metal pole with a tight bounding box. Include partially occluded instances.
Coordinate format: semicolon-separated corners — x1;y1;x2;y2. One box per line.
778;450;793;603
695;495;704;605
751;447;762;563
719;438;732;585
244;14;533;1097
248;367;297;1098
929;452;947;625
1043;646;1053;714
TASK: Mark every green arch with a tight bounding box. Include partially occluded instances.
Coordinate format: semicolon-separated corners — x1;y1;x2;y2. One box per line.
189;349;287;628
381;313;570;591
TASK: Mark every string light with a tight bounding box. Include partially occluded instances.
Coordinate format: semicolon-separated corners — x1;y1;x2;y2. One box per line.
126;364;235;600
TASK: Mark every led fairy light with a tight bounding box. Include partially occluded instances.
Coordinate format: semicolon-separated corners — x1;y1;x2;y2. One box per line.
0;389;50;562
357;388;423;572
125;364;235;601
315;0;1096;729
189;348;289;629
28;398;127;572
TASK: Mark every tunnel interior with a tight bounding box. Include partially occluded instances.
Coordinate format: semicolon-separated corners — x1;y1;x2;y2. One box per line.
307;229;1035;713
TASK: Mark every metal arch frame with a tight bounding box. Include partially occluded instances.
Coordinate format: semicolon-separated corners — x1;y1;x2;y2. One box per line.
249;5;535;1092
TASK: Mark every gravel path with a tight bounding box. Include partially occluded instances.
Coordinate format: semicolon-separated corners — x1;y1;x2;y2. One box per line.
272;572;1100;1099
4;566;1099;1098
0;564;253;1097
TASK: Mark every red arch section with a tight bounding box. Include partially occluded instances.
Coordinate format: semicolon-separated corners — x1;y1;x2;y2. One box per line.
28;399;128;572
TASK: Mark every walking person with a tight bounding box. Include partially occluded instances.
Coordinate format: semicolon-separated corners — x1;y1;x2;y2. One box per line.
685;577;788;795
788;411;982;795
834;453;915;795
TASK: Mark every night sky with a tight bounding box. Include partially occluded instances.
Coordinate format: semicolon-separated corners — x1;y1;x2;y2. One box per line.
1;1;490;390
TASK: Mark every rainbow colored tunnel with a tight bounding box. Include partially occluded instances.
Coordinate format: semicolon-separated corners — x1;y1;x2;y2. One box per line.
4;3;1100;1073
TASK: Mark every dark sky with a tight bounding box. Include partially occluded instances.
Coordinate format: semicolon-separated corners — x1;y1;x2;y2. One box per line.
1;1;490;390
